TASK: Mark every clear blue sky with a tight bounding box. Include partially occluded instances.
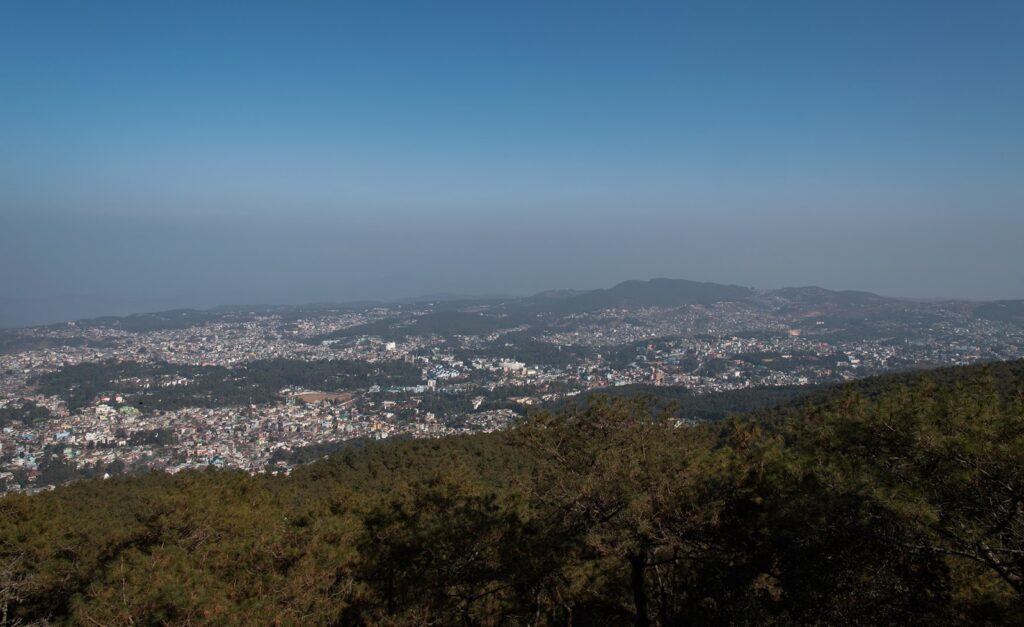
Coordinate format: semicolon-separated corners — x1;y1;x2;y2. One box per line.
1;1;1022;325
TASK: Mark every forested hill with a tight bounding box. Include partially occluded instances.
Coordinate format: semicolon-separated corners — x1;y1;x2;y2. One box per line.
2;360;1023;625
522;278;757;313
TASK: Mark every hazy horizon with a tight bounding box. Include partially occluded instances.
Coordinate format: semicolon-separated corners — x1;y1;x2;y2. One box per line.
0;264;1016;330
3;1;1023;327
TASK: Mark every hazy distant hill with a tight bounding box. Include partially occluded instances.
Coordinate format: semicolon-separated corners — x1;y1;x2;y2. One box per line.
769;285;892;306
7;277;1016;333
522;279;894;314
973;300;1024;327
524;278;755;313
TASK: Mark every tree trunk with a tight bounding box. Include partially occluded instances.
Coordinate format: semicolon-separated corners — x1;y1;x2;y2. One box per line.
629;552;649;627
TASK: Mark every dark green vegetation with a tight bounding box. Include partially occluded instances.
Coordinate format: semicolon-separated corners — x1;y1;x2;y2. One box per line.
0;399;52;428
558;383;819;421
31;358;423;412
307;311;524;344
70;309;254;333
3;361;1024;625
458;330;595;367
0;330;119;356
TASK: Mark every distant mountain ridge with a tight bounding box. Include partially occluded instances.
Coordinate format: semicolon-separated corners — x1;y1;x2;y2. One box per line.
5;277;1023;331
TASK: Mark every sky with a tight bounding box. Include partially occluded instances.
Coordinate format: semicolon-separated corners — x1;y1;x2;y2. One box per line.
1;1;1022;327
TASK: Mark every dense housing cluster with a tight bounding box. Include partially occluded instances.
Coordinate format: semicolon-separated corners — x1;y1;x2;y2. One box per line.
1;280;1022;493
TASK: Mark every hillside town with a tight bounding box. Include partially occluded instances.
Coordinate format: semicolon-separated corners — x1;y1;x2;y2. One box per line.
2;286;1023;493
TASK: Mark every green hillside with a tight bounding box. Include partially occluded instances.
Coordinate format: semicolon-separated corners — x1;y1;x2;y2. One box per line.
1;361;1022;625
